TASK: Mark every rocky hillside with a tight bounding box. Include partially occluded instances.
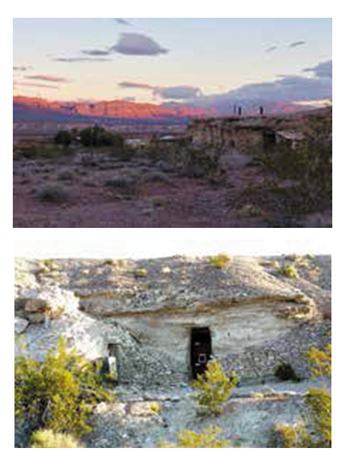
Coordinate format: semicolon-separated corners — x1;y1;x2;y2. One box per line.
14;254;331;448
15;254;331;317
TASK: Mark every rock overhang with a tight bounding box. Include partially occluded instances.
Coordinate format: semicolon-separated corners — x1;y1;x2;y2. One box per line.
15;256;323;320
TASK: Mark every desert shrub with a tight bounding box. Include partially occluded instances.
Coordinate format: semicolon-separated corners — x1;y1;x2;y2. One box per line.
54;130;72;148
16;142;70;160
259;120;332;211
273;422;309;448
134;268;148;278
149;402;161;414
16;143;40;159
272;343;331;447
140;141;222;178
103;176;138;191
179;145;222;177
308;344;331;378
57;170;75;181
79;125;124;148
192;360;238;416
306;387;331;446
34;184;70;203
15;337;113;437
30;429;83;448
160;426;230;448
274;362;300;382
142;171;172;184
279;264;298;279
274;388;331;448
208;253;230;269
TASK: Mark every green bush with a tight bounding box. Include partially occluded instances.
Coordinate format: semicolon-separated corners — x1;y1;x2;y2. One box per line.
274;362;300;382
306;387;331;446
308;343;331;378
30;429;83;448
134;268;148;278
279;264;299;279
15;337;113;437
273;422;309;448
79;125;124;148
274;388;331;448
54;130;72;148
160;426;230;448
192;360;238;416
259;118;332;211
208;253;230;269
273;343;331;447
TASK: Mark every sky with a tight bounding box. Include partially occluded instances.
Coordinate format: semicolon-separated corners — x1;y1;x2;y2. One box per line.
15;237;331;259
13;18;332;108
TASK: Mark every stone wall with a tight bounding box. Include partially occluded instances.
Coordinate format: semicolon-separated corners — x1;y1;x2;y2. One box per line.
105;302;327;387
187;118;275;154
221;321;331;382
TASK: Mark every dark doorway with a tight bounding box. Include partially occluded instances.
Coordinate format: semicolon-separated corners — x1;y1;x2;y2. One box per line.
263;130;276;149
190;327;212;379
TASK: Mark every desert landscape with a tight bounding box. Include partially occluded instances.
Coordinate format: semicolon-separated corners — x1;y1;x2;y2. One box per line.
15;253;331;448
13;104;332;228
13;18;332;228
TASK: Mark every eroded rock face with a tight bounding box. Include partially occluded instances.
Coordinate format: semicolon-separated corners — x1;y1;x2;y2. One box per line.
14;285;138;361
14;256;331;386
16;287;79;323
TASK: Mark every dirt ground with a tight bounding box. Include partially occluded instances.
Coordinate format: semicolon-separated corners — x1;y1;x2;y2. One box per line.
83;378;331;448
13;150;332;228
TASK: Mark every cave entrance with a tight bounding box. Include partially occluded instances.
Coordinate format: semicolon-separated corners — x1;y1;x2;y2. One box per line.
190;327;212;379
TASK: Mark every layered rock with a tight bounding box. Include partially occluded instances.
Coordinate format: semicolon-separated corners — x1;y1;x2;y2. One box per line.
14;255;331;386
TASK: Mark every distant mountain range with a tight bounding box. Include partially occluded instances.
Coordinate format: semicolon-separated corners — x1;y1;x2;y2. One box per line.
13;96;216;124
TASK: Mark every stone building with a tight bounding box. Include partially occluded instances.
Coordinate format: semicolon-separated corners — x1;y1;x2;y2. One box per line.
14;256;331;388
187;117;277;154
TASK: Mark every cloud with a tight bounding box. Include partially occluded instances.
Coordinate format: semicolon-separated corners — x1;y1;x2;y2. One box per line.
303;60;332;79
81;49;111;57
289;41;306;48
110;33;168;56
114;18;131;26
13;66;31;72
119;81;157;90
25;74;70;83
155;86;202;100
185;60;332;113
53;57;111;63
265;46;278;53
119;82;202;100
13;81;59;90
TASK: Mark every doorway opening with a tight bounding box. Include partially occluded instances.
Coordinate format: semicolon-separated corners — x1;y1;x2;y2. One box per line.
263;130;276;149
190;327;212;379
